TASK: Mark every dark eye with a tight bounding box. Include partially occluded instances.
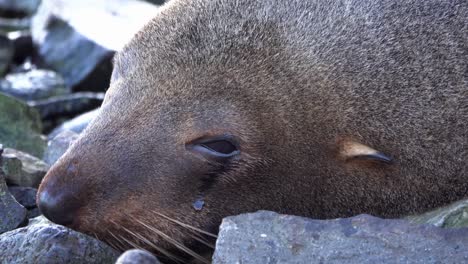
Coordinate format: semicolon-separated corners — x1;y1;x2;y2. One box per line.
201;140;237;155
188;136;240;158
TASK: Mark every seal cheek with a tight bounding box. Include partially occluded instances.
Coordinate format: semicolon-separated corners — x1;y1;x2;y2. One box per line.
37;163;84;226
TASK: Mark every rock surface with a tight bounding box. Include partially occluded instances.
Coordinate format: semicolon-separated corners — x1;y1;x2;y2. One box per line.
0;92;46;157
7;186;36;209
0;69;68;101
213;211;468;264
48;108;99;139
0;216;120;264
0;34;13;76
0;0;41;16
2;147;49;188
0;146;27;235
408;199;468;228
115;249;161;264
32;0;159;91
43;129;79;165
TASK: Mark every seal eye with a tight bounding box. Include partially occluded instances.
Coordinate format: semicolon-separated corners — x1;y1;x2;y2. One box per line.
201;140;237;155
188;137;240;158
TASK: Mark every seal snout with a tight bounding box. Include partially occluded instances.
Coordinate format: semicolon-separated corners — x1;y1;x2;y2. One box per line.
37;162;84;227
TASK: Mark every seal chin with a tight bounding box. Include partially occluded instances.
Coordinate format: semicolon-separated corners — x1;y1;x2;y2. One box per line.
37;184;81;226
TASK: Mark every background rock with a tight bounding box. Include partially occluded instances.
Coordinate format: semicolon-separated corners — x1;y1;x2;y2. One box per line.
0;0;41;16
31;0;159;91
0;218;120;264
0;146;27;235
213;211;468;264
0;92;46;157
43;129;78;165
8;30;33;64
0;69;68;101
0;34;13;76
48;108;99;139
115;249;161;264
0;17;30;33
407;199;468;228
2;148;49;188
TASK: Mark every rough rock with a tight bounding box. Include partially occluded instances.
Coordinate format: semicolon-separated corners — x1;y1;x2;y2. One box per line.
48;108;99;139
0;217;120;264
213;211;468;264
115;249;161;264
0;17;30;33
32;0;159;91
29;92;104;120
0;92;46;157
0;69;68;101
2;148;49;188
407;199;468;228
7;186;36;209
0;0;41;16
43;129;79;165
0;34;13;76
0;146;27;235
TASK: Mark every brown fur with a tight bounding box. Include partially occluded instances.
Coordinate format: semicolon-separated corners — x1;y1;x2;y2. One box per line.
38;0;468;261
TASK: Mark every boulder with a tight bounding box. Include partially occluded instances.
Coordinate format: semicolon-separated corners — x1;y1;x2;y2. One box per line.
2;148;49;188
0;34;13;76
0;92;46;157
0;216;120;264
213;211;468;264
43;129;79;165
31;0;159;91
48;108;99;139
0;146;27;235
115;249;161;264
0;69;68;101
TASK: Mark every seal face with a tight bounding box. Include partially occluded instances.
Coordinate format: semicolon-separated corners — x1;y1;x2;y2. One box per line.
38;0;468;261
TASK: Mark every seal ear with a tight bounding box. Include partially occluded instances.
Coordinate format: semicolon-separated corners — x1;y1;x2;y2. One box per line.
340;140;393;164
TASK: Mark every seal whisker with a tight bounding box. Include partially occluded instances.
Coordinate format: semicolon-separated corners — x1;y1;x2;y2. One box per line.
131;217;211;264
115;221;186;263
151;211;218;238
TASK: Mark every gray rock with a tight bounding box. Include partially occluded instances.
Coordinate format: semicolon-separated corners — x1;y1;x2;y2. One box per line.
0;92;46;157
115;249;161;264
0;0;41;16
32;0;158;91
7;186;37;208
0;17;30;33
0;34;13;76
0;218;120;264
48;108;99;139
43;129;79;165
0;69;68;101
27;215;50;226
2;148;49;188
26;207;40;218
29;92;104;120
0;146;27;235
407;199;468;228
213;211;468;264
143;0;166;5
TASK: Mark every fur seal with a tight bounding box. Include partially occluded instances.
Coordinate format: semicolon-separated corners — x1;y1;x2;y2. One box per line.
37;0;468;262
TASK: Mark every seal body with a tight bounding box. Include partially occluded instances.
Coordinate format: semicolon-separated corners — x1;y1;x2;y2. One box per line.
38;0;468;261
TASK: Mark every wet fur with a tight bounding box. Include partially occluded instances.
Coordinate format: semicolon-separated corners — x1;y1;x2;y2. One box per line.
39;0;468;261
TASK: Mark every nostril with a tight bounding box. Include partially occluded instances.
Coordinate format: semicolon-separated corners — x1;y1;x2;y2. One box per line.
37;189;80;226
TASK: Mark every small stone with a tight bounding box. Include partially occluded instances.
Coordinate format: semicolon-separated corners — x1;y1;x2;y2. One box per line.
2;148;49;188
0;146;27;235
43;129;79;166
407;199;468;228
7;186;37;208
48;108;99;139
0;92;46;157
213;211;468;264
0;218;120;263
0;69;69;101
115;249;161;264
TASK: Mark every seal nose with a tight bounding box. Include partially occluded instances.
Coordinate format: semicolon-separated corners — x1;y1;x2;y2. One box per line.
37;187;81;226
